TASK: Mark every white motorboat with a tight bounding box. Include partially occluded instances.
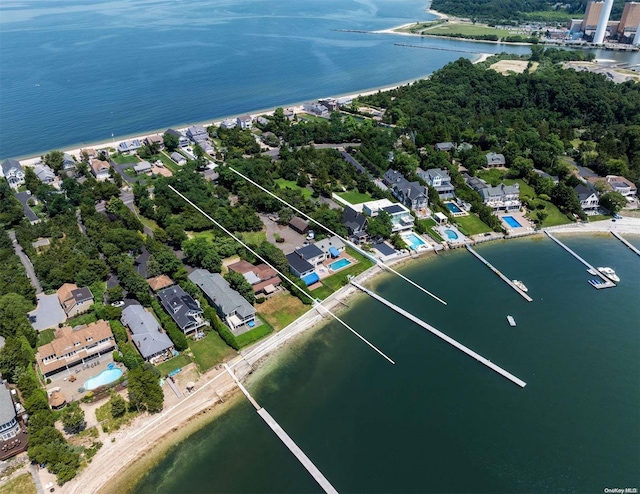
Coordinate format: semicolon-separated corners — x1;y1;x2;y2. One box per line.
507;315;516;327
512;280;528;292
597;267;620;283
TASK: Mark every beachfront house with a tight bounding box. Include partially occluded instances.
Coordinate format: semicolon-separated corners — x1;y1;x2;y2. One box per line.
220;119;237;130
57;283;94;317
606;175;637;201
188;269;256;334
0;383;26;459
186;125;208;141
574;184;600;214
34;164;56;184
1;159;25;190
314;236;345;259
117;139;142;155
227;260;281;296
485;152;506;168
342;206;368;244
144;135;164;149
90;159;111;181
170;152;187;165
36;320;115;378
237;115;253;129
62;153;76;170
293;244;325;267
464;174;521;212
418;167;455;199
362;198;415;232
286;252;316;280
121;305;174;363
303;102;329;117
156;285;206;335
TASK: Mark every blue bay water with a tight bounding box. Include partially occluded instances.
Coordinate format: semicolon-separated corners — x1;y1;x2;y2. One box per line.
135;235;639;493
2;0;638;159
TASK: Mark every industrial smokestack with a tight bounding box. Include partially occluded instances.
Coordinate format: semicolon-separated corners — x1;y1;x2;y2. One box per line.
634;22;640;46
593;0;614;44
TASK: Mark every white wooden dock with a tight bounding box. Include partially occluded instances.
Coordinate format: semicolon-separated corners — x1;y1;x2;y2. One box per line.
350;282;527;388
544;231;616;289
611;231;640;257
224;365;339;494
466;246;533;302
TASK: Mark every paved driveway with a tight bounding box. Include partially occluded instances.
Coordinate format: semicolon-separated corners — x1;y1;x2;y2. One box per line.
29;293;66;331
259;214;306;254
8;230;42;294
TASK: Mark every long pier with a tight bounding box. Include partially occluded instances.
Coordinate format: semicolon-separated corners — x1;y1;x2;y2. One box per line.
466;246;533;302
544;230;616;288
350;282;527;388
611;231;640;257
224;365;339;494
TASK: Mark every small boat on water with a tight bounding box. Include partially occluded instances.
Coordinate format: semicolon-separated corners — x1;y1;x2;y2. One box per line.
597;267;620;283
507;315;516;327
512;280;528;292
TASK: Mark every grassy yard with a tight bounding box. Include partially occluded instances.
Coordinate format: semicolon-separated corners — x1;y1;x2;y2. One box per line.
503;178;571;228
189;331;235;372
136;209;160;232
0;474;36;494
321;248;374;292
235;317;274;348
156;354;192;376
111;154;140;165
417;218;444;242
337;190;373;204
95;400;138;433
274;178;313;199
257;292;311;330
65;311;98;328
426;23;509;37
455;214;492;235
476;168;506;186
308;284;334;300
158;151;180;173
37;328;56;347
239;230;267;245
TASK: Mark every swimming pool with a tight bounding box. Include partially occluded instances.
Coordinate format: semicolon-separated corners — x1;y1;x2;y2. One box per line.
83;367;123;390
502;215;523;228
329;258;352;271
403;233;426;250
444;229;459;240
445;202;462;214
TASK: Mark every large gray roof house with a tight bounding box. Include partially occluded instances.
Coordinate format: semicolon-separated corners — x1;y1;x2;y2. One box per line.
121;305;174;363
188;269;256;335
156;285;206;334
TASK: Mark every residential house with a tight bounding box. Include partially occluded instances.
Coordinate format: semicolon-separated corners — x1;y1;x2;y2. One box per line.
435;142;455;152
14;191;40;224
147;275;174;292
383;169;429;214
121;305;174;363
186;125;208;141
117;139;142;154
227;260;281;295
81;149;98;160
144;135;164;149
36;320;115;377
289;216;309;234
485;152;506;168
533;168;559;184
418;167;455;199
342;206;368;243
340;151;367;175
170;152;187;165
294;244;325;267
62;153;76;170
303;102;329;117
90;159;111;181
189;270;256;334
237;115;253;129
1;159;25;190
57;283;94;317
336;97;353;107
574;184;600;214
362;199;415;232
134;161;153;175
34;164;56;184
464;174;521;212
156;285;206;335
0;383;26;459
382;169;404;186
606;175;637;201
220;119;237;129
318;98;339;111
314;236;345;259
286;252;316;279
283;108;295;121
164;129;189;148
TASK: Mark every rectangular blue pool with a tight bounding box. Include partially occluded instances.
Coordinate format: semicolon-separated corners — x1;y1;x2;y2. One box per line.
329;258;352;271
446;202;462;214
503;215;523;228
403;233;426;250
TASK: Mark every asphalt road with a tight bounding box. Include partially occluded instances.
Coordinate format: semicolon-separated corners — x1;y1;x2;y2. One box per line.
8;230;42;294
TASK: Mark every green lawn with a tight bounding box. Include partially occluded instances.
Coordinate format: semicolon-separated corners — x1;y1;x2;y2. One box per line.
417;218;444;242
95;400;138;433
65;311;98;328
274;178;313;199
37;328;56;347
309;284;334;300
455;214;492;235
0;474;36;494
320;248;375;292
337;190;373;204
257;293;311;330
235;317;274;348
503;178;571;228
189;331;235;372
156;354;192;376
239;230;267;245
136;209;160;232
158;151;180;173
111;154;140;165
426;23;509;37
477;168;506;186
189;230;216;242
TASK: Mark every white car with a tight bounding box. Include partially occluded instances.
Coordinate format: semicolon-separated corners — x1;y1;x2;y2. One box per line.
111;300;125;308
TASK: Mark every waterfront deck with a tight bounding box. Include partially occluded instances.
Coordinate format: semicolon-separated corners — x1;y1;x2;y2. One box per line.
350;282;527;388
224;364;338;494
466;246;533;302
544;231;616;289
611;231;640;257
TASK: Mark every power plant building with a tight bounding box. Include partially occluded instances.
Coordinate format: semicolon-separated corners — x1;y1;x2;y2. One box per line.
618;2;640;36
582;1;604;33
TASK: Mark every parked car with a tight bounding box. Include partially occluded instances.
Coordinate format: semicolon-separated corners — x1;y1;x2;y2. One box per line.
111;300;125;308
306;230;315;240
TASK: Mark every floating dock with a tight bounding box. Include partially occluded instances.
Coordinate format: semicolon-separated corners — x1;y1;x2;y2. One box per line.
466;246;533;302
544;231;616;289
611;231;640;257
224;365;338;494
350;282;527;388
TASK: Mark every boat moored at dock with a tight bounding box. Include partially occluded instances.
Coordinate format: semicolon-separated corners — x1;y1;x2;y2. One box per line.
597;267;620;283
512;280;528;292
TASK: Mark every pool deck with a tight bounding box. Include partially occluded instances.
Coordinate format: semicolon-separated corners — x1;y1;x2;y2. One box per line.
46;353;119;402
316;252;357;279
498;211;534;235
